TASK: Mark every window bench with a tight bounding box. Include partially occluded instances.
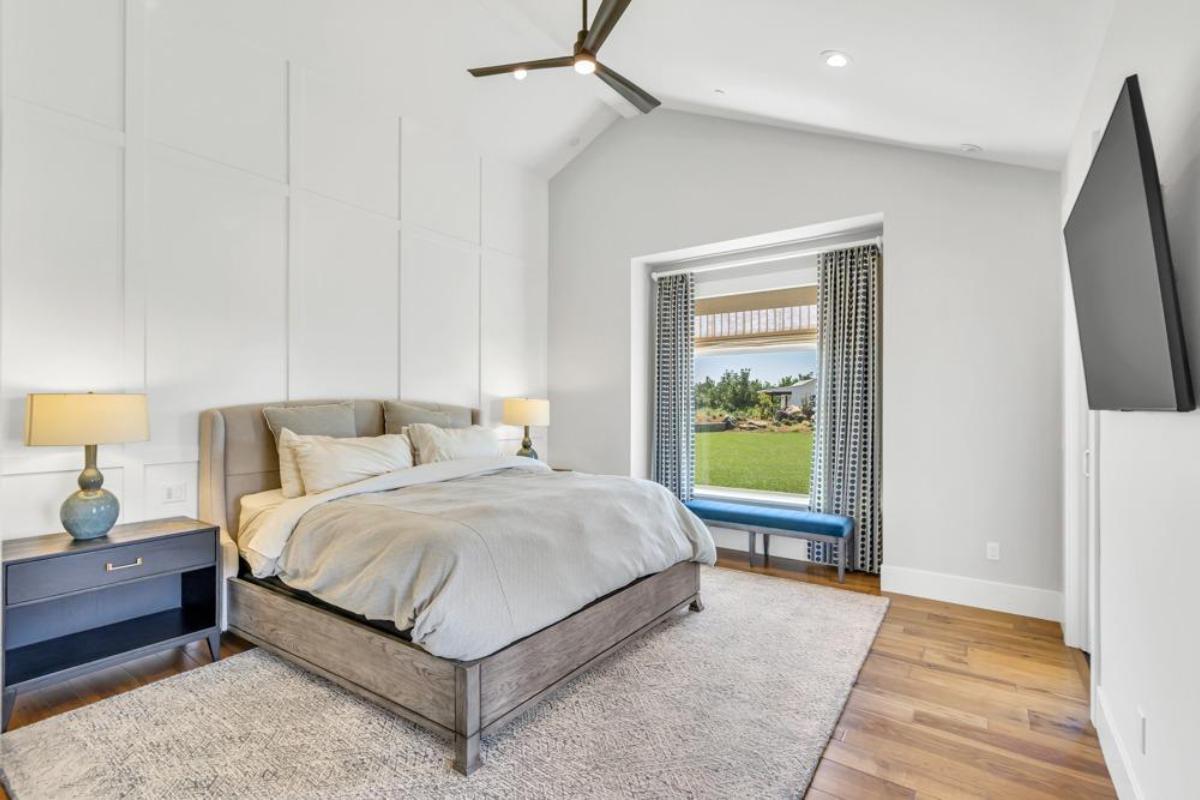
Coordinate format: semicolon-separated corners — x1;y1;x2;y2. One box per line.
684;498;856;583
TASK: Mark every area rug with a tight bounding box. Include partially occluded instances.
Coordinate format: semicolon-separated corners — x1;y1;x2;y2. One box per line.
0;567;887;799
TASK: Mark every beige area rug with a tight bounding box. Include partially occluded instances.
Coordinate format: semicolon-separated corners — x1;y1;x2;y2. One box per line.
1;566;887;799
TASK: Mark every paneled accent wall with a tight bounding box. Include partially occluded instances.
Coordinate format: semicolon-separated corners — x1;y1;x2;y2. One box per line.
0;0;549;539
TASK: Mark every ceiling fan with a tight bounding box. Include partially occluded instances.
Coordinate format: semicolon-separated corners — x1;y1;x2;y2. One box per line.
468;0;660;114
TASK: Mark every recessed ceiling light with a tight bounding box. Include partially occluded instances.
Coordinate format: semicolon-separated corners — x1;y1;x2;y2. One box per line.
959;143;983;153
820;50;852;68
513;67;528;81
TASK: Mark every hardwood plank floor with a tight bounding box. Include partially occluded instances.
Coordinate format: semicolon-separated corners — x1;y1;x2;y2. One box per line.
714;550;1114;799
1;557;1114;799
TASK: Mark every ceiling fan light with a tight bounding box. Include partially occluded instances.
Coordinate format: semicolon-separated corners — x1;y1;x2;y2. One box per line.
513;67;528;81
574;55;597;75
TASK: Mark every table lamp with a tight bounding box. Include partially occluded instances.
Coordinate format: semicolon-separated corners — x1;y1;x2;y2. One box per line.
502;398;549;459
25;393;149;540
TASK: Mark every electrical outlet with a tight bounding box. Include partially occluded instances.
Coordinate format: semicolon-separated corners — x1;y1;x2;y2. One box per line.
1138;707;1147;754
986;542;1000;561
163;482;188;504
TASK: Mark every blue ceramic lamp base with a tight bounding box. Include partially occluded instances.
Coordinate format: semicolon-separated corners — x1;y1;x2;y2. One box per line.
515;425;539;460
61;444;119;540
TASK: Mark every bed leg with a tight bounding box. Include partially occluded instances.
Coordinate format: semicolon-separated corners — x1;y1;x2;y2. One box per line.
454;662;482;775
689;594;705;613
454;732;481;775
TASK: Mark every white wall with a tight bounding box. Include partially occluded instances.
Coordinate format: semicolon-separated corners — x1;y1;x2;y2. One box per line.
0;0;549;539
549;110;1064;618
1060;1;1200;796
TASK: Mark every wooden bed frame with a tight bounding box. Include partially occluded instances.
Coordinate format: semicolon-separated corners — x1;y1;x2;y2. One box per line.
199;399;702;774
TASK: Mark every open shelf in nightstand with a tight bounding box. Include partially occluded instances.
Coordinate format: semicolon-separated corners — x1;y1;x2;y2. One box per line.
6;604;213;686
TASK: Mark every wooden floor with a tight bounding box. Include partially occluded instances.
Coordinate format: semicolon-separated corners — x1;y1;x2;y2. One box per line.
716;551;1114;799
2;557;1114;799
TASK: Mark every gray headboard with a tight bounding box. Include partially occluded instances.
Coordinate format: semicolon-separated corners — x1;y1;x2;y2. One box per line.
198;399;476;538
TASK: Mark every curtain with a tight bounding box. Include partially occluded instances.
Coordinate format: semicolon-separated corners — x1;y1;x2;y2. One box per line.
651;273;696;501
809;244;882;573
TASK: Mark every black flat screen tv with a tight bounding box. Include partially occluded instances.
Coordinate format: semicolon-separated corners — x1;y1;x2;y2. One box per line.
1063;74;1194;411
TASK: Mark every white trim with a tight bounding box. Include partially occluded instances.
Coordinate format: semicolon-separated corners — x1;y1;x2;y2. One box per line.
692;486;810;509
880;564;1063;622
1094;686;1143;800
650;235;882;281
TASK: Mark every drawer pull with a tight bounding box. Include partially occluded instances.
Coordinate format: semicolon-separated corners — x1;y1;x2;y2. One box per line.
105;557;144;573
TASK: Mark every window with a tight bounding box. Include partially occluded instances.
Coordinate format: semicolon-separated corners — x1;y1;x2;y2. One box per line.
693;286;818;499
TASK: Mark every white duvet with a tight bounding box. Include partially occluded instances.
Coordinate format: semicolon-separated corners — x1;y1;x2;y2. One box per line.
237;457;716;660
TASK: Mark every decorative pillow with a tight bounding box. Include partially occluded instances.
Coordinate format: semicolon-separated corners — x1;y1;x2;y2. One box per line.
407;423;501;465
285;430;414;495
263;402;357;497
383;400;471;434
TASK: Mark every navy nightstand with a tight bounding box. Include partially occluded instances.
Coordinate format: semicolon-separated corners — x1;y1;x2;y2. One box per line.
2;517;221;731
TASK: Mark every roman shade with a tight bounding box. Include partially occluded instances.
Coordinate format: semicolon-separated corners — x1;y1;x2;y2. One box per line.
694;285;818;350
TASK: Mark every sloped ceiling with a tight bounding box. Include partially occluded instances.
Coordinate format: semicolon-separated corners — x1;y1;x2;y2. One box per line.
500;0;1116;172
164;0;1114;176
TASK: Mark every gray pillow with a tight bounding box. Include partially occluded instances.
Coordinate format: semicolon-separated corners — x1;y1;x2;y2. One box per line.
262;402;358;441
383;400;469;434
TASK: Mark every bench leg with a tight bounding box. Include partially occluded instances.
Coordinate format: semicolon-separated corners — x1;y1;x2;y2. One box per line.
747;531;757;567
763;533;771;565
837;539;846;584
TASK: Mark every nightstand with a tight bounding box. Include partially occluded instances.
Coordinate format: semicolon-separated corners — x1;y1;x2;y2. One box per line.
2;517;221;731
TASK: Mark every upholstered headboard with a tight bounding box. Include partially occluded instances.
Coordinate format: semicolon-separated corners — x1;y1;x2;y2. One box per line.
198;399;477;538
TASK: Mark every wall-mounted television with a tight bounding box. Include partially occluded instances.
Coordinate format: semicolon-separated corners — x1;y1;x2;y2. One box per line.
1063;74;1194;411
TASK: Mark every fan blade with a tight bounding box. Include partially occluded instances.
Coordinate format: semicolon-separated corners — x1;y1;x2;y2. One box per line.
468;56;573;78
595;62;660;113
583;0;632;53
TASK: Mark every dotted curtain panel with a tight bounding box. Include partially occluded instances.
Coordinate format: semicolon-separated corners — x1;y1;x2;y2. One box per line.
810;245;883;574
652;273;696;501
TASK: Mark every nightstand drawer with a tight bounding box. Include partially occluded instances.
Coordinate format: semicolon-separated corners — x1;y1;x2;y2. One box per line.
5;530;214;606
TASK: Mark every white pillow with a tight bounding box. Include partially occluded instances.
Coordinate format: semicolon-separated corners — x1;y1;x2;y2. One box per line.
407;424;501;464
276;429;333;498
283;430;414;495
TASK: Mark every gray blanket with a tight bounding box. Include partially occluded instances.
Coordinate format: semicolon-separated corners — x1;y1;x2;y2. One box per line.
239;458;715;659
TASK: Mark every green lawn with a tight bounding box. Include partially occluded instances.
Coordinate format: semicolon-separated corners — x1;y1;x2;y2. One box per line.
695;430;813;495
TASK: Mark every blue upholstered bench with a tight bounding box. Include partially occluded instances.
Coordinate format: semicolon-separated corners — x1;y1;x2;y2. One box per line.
684;498;856;582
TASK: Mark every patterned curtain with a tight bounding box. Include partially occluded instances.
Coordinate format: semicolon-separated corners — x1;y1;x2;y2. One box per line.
809;245;882;573
651;273;696;501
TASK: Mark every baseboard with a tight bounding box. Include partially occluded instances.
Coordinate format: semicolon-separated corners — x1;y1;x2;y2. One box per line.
880;564;1062;621
1094;686;1143;799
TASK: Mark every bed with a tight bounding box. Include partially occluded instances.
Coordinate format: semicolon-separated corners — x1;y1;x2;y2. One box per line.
198;399;713;774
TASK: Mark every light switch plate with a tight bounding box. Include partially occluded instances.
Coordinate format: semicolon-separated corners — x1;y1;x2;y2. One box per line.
163;482;188;504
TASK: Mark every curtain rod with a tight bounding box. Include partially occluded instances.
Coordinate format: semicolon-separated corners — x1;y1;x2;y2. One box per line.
649;235;882;281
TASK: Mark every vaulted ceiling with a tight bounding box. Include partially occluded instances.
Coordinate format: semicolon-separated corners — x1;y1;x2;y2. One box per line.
175;0;1115;176
499;0;1116;171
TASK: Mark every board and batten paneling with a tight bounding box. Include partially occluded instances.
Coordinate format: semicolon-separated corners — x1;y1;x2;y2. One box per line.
401;119;482;245
145;13;288;182
289;193;399;400
0;1;549;540
1;0;124;129
143;145;290;454
291;69;400;218
400;232;481;409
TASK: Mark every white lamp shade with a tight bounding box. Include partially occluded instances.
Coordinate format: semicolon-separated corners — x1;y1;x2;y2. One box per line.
502;397;550;427
25;393;149;446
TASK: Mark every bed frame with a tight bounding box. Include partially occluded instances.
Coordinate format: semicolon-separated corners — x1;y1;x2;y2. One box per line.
199;399;702;774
